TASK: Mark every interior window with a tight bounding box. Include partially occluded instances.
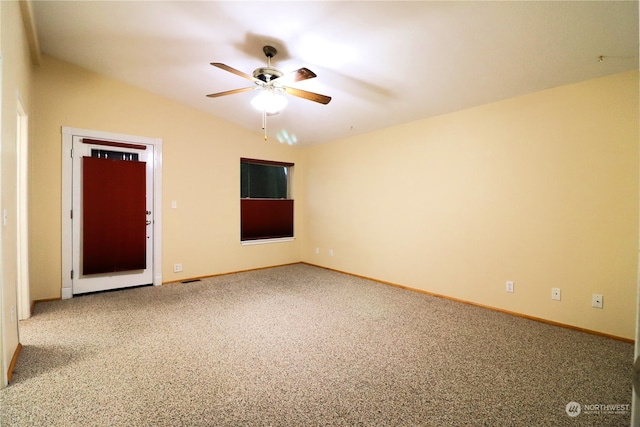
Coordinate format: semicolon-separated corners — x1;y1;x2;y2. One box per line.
240;158;294;242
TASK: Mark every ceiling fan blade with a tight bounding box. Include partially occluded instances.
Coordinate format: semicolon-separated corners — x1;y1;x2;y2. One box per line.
273;67;317;84
211;63;258;82
283;86;332;105
206;87;255;98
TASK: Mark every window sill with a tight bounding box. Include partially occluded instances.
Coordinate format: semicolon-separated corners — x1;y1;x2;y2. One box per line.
241;237;295;246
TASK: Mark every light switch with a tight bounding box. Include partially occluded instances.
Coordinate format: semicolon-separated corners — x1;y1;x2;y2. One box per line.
171;200;177;209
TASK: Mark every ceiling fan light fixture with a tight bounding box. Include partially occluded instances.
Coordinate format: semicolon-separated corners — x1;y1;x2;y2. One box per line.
251;89;288;114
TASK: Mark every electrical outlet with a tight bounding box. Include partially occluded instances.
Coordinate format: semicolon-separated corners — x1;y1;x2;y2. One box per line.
315;247;320;255
552;288;561;301
506;281;514;293
173;263;183;273
592;294;603;309
10;306;16;323
329;249;334;256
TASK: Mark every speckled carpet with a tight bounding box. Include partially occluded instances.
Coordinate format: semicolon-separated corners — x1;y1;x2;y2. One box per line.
0;264;633;426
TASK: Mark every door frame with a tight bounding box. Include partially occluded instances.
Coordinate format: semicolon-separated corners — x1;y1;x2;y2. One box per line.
61;126;162;299
632;250;640;425
16;98;29;319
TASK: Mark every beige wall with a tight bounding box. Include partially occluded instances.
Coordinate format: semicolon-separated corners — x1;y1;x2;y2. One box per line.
302;70;639;340
1;0;34;385
27;52;639;340
30;55;304;300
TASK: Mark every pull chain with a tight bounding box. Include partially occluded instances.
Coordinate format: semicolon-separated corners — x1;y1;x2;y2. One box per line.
262;108;267;141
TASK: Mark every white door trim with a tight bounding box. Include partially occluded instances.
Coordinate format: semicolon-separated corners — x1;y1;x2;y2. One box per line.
632;250;640;425
16;98;29;319
61;127;162;299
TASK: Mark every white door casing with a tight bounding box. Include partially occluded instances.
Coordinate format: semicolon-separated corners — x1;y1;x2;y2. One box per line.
62;127;162;298
16;98;29;320
631;250;640;426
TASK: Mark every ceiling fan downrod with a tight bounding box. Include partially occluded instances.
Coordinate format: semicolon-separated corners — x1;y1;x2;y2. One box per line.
263;45;277;68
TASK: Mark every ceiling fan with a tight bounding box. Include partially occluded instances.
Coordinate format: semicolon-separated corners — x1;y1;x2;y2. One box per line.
207;45;331;140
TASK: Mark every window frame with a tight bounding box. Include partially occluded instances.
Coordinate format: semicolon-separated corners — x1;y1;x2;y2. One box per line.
240;158;295;243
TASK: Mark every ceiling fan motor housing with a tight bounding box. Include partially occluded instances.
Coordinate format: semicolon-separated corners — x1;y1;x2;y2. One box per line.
253;67;284;83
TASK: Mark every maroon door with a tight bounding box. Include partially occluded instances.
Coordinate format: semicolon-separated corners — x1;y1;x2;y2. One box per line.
82;156;146;275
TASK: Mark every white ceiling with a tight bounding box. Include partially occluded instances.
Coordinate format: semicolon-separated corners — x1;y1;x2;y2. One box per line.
32;1;638;146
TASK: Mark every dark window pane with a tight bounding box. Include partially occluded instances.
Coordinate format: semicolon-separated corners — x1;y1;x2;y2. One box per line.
241;162;288;198
91;149;138;161
241;163;250;198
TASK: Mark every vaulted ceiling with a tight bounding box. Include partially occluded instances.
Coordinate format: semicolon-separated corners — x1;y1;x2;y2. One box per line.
31;1;638;145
